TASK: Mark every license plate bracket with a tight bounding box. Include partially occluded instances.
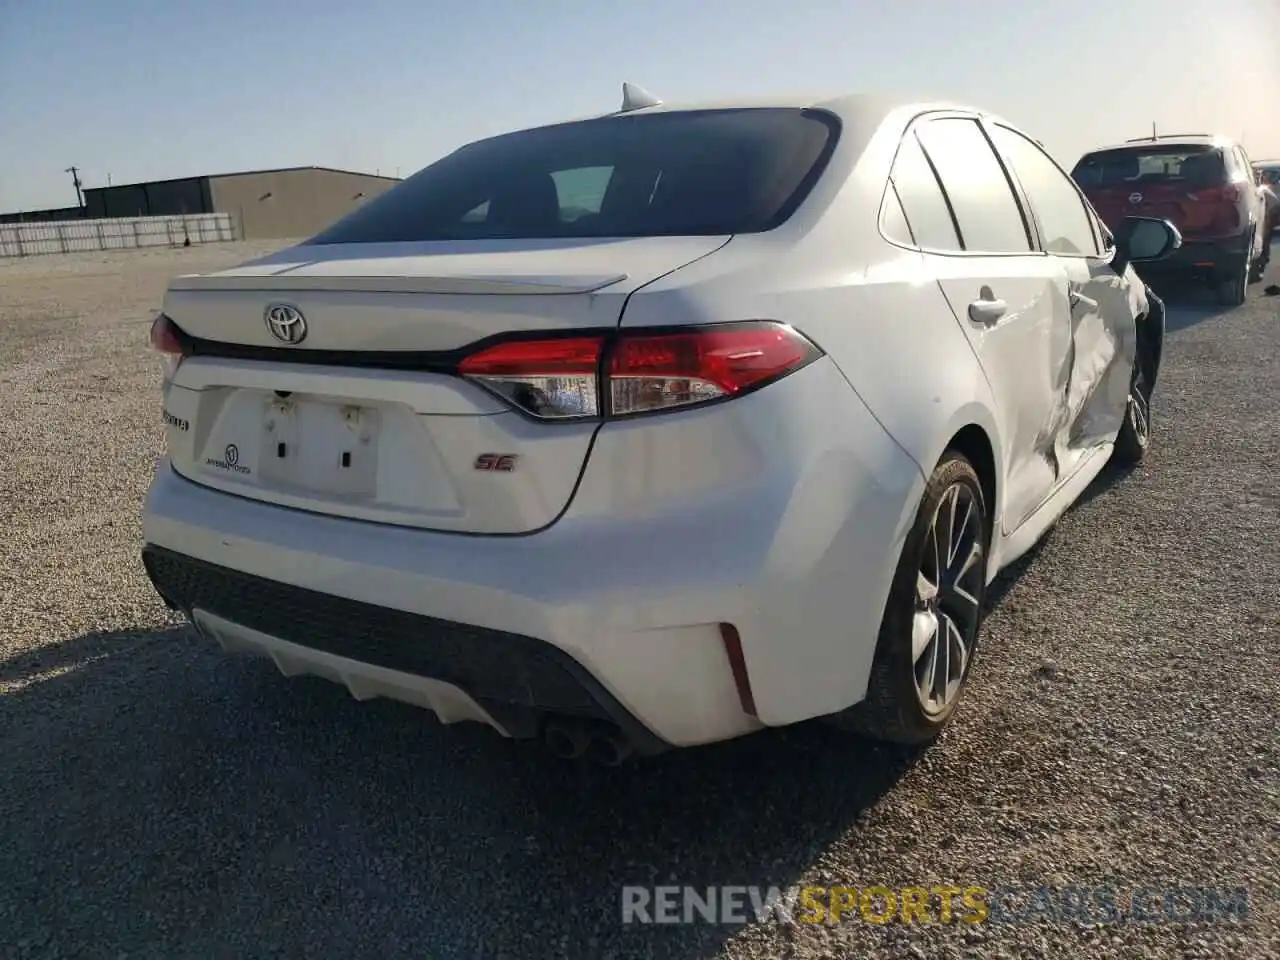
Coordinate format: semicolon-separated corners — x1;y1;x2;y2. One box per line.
256;396;381;497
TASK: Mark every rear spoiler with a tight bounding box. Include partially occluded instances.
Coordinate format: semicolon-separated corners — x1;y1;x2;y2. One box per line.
166;272;630;296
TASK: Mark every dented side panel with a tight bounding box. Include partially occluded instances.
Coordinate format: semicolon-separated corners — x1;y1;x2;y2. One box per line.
1056;258;1141;469
929;247;1143;539
928;255;1072;536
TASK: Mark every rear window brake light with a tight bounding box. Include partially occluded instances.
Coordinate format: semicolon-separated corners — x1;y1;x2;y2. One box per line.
457;322;823;420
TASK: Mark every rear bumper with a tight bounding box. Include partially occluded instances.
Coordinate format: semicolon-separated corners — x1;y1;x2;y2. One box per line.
1145;232;1251;273
141;466;756;751
140;356;925;750
143;544;672;753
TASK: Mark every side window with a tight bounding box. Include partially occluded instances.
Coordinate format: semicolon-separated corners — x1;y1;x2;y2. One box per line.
552;166;613;222
879;181;916;246
888;133;961;251
989;125;1100;256
915;118;1033;253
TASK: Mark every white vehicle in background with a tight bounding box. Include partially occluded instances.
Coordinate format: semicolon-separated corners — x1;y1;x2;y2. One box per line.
141;84;1181;764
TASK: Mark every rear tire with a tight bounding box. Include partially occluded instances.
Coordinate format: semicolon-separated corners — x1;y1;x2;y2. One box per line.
1219;234;1255;305
1217;257;1249;306
829;453;990;745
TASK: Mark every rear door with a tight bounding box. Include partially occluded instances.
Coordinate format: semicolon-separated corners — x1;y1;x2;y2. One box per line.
893;114;1074;535
988;123;1139;471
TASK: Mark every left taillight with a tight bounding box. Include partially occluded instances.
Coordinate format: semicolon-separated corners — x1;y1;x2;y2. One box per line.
457;321;823;421
149;312;188;380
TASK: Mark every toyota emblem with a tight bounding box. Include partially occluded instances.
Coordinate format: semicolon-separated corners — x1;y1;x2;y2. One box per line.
1128;192;1143;205
264;303;307;345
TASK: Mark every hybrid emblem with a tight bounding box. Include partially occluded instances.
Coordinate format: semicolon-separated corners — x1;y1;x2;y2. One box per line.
264;303;307;345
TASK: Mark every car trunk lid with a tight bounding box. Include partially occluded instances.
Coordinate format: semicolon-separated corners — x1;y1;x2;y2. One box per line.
165;237;727;350
159;236;728;533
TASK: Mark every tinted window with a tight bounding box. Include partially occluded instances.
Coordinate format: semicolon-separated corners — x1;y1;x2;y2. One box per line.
305;109;838;243
915;118;1032;253
990;125;1099;256
1071;145;1226;189
889;133;961;251
553;167;613;220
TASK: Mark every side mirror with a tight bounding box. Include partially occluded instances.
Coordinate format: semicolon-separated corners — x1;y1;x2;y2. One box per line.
1112;216;1182;273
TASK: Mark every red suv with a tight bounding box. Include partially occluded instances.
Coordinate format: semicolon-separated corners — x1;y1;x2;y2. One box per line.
1071;135;1268;306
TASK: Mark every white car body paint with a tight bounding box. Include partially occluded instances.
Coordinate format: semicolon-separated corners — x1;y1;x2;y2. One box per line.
141;92;1156;751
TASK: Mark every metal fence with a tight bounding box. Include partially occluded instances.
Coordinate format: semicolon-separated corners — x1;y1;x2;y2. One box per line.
0;213;236;258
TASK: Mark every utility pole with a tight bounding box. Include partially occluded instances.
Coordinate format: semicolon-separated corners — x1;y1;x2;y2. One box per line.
65;166;84;207
1152;121;1157;140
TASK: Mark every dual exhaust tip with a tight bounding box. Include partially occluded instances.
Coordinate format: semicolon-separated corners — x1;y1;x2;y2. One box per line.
543;718;634;766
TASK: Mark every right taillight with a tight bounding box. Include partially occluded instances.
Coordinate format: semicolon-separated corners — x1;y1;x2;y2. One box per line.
1188;185;1239;202
457;321;823;421
1187;185;1243;233
457;336;604;420
607;323;822;416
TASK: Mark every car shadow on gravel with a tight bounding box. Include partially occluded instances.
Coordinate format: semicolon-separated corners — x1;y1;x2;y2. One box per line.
0;623;927;959
982;455;1136;611
0;624;187;686
1064;461;1138;515
1140;272;1255;334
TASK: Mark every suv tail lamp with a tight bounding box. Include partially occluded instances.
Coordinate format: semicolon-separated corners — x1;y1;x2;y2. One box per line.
149;312;190;379
457;322;823;421
1190;184;1242;203
1188;184;1244;233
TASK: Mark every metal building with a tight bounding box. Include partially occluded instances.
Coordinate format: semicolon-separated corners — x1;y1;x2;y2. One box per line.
0;205;86;225
79;166;402;240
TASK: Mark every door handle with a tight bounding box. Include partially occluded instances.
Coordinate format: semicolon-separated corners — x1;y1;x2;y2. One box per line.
968;298;1007;326
1069;290;1098;311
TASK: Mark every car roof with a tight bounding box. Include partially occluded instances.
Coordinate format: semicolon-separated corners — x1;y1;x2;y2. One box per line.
1082;134;1234;154
607;91;1006;125
612;91;943;114
500;90;1026;142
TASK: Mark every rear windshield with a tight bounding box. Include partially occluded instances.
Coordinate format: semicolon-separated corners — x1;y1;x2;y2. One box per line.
1071;145;1225;189
304;108;839;244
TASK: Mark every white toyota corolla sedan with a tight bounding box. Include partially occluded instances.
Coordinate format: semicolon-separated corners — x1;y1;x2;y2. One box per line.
141;86;1181;764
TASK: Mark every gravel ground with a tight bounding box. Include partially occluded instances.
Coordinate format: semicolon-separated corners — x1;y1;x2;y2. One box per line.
0;241;1277;960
